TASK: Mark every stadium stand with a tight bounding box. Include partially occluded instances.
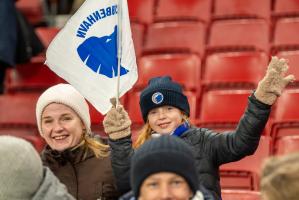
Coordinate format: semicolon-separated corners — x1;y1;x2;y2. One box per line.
222;189;260;200
155;0;212;23
208;19;269;52
128;0;155;24
270;89;299;152
136;53;201;91
203;51;268;89
131;22;145;58
220;136;272;190
4;63;64;94
274;135;299;155
274;0;299;16
273;17;299;49
144;21;206;57
213;0;271;21
198;89;251;131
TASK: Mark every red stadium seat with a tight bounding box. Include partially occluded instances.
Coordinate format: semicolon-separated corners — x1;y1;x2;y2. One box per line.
220;136;272;190
208;19;269;52
136;53;201;91
16;0;45;25
275;136;299;155
276;50;299;87
0;93;39;128
213;0;271;20
126;91;143;126
128;0;155;24
199;89;251;129
4;62;64;94
203;51;268;89
155;0;212;23
274;0;299;16
271;89;299;144
131;22;145;57
35;27;60;48
222;189;260;200
144;21;206;56
273;17;299;49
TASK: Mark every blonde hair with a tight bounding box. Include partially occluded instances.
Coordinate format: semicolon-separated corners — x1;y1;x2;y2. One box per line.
72;130;110;158
260;152;299;200
133;113;190;149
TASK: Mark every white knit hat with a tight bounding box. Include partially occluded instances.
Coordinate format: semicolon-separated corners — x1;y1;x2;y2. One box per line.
36;83;91;136
0;135;43;200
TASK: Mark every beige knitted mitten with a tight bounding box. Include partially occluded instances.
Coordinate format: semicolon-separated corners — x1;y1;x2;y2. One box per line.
103;103;132;140
254;56;295;105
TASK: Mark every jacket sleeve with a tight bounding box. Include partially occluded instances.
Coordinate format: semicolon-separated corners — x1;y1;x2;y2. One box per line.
108;135;134;195
205;93;271;165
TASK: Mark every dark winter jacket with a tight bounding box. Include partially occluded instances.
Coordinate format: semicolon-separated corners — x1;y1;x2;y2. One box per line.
109;94;271;199
32;167;75;200
41;144;119;200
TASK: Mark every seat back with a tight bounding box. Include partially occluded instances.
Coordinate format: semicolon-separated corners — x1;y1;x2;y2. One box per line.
208;19;269;52
155;0;211;23
144;21;206;56
220;136;272;190
137;53;201;91
203;51;268;88
214;0;271;20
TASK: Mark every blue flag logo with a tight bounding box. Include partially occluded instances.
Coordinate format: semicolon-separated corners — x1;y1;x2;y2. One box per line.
77;25;129;78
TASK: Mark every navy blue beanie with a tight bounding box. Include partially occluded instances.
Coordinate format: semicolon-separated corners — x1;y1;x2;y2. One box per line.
130;135;198;197
139;76;190;122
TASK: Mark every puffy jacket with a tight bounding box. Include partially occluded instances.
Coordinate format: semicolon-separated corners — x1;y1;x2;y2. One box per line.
41;144;120;200
109;94;271;199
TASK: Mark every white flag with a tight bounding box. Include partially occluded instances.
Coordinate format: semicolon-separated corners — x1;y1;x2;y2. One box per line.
46;0;138;114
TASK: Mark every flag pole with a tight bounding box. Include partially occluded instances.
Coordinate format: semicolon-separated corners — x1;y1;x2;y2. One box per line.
116;0;123;107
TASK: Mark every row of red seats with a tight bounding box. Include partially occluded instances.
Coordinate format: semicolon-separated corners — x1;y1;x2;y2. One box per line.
6;49;299;95
132;17;299;57
16;0;299;27
128;0;299;25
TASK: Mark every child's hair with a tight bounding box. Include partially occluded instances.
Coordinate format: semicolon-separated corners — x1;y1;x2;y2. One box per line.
133;113;189;149
260;152;299;200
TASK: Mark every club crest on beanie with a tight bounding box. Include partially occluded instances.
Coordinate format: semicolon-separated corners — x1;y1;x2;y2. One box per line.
36;83;91;136
139;76;190;122
130;135;198;197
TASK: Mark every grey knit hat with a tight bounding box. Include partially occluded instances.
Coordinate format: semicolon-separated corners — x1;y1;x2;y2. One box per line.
36;83;91;136
0;135;43;200
139;76;190;122
131;135;198;197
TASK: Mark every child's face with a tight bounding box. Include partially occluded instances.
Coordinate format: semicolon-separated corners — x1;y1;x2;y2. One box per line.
139;172;193;200
148;106;184;134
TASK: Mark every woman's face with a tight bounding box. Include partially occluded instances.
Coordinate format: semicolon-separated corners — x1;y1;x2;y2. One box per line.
139;172;193;200
41;103;85;151
148;106;184;134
